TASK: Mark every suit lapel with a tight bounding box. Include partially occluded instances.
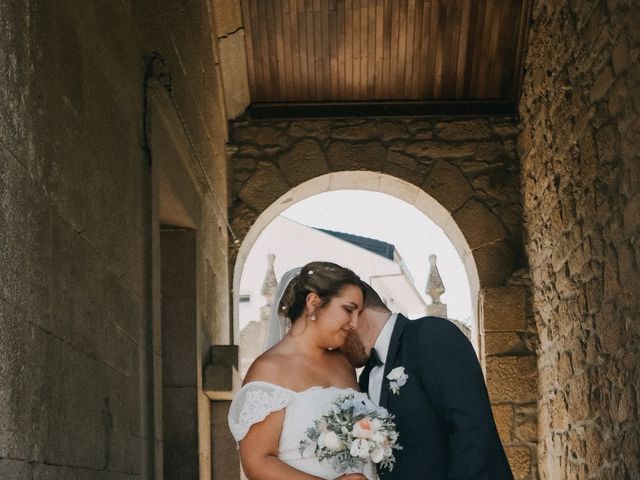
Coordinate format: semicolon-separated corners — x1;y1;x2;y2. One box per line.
379;314;409;408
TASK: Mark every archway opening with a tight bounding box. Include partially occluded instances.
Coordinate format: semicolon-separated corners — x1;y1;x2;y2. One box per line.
232;172;479;377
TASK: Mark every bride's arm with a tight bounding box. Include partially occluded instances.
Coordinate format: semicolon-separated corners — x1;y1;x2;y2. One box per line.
239;409;365;480
239;408;317;480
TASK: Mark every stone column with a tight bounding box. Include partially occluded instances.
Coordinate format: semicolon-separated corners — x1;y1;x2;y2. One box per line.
161;230;200;479
481;287;538;480
204;345;241;480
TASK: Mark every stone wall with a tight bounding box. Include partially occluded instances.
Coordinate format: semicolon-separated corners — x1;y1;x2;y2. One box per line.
229;116;525;281
228;115;539;477
0;1;240;479
519;1;640;479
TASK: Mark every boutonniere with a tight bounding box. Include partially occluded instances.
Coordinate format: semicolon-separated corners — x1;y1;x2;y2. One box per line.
387;367;409;395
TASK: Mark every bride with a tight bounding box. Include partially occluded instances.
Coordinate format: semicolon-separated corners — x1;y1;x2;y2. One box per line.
228;261;377;480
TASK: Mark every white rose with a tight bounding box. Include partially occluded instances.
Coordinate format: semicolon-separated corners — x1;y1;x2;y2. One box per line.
318;431;343;452
387;367;409;394
349;438;370;459
370;431;385;444
386;367;406;381
370;445;385;463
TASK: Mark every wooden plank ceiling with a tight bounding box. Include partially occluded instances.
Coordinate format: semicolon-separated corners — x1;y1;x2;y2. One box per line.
241;0;531;113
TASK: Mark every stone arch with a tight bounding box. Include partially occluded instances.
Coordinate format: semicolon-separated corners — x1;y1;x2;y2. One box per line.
228;118;538;475
228;119;520;299
232;170;498;350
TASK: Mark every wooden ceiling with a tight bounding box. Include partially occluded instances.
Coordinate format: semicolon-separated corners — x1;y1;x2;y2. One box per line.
241;0;532;116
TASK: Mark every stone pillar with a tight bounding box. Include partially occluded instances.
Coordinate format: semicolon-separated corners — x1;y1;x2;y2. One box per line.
481;287;538;480
425;254;447;318
204;345;241;480
161;229;200;479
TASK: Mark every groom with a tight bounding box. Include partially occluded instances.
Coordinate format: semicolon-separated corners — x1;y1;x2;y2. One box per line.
342;283;514;480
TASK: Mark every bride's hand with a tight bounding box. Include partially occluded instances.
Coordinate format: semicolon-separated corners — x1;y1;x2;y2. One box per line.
335;474;368;480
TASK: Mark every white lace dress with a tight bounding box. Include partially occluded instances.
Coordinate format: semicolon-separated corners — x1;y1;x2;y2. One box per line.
228;381;378;480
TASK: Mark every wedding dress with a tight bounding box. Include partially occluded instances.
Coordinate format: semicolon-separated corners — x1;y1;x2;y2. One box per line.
228;381;378;480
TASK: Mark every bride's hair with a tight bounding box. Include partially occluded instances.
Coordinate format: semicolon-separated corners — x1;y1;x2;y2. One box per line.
280;261;365;322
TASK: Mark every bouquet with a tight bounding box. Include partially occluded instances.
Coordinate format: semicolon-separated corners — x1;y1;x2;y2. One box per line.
299;392;402;474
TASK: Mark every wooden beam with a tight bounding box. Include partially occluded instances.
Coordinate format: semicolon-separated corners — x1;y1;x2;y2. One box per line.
247;99;517;118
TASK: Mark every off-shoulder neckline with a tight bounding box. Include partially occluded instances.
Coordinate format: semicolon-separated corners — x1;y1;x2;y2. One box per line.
240;380;361;395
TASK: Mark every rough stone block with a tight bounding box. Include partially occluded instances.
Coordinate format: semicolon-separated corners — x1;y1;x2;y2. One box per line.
405;120;433;132
612;35;630;76
435;119;493;140
485;332;526;355
491;118;521;138
486;356;538;403
278;139;329;186
482;287;527;331
504;446;532;480
326;142;386;171
473;242;515;288
492;403;514;444
331;123;380;141
473;142;515;164
595;124;617;164
234;157;256;174
590;65;615;103
422;160;474;212
453;200;507;249
238;163;290;211
414;131;434;140
514;404;538;442
405;140;475;159
386;150;419;170
382;162;425;188
379;122;410;142
232;126;284;146
288;120;332;139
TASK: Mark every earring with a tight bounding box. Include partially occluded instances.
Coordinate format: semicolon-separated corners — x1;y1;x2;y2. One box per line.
310;312;317;321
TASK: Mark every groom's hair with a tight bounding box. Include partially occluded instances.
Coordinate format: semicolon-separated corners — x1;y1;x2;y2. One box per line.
362;282;391;313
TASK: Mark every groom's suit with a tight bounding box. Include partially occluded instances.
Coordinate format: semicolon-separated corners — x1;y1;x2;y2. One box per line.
359;314;513;480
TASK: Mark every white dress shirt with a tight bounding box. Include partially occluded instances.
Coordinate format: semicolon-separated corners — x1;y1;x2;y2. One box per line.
368;313;398;405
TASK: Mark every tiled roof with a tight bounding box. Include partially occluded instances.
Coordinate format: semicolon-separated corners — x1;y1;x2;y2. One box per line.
316;228;395;261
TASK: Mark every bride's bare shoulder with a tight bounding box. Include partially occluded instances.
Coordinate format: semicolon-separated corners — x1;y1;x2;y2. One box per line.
328;349;357;372
243;349;288;386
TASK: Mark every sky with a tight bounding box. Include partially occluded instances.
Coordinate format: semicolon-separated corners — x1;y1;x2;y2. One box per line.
278;190;473;323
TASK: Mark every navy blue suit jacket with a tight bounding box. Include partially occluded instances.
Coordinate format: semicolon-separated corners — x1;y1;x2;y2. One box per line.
359;315;513;480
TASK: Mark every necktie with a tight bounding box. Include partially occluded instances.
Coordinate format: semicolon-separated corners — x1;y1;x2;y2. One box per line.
366;348;383;369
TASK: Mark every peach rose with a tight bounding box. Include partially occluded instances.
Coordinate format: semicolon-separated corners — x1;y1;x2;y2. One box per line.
352;417;376;439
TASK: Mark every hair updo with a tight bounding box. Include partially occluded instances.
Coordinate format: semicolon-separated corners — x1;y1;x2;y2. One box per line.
279;261;365;321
